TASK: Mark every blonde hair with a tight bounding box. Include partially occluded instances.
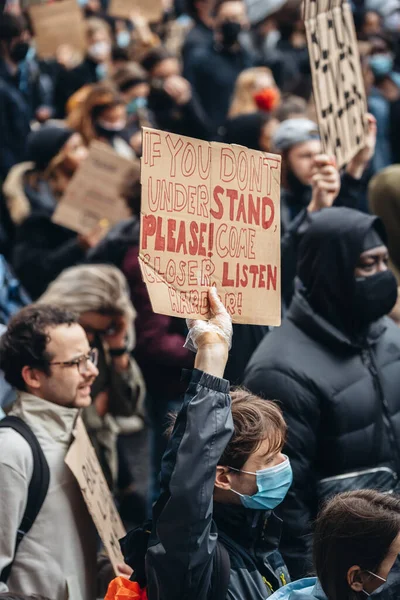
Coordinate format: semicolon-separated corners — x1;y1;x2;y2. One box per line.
68;82;124;145
38;265;137;350
229;67;276;118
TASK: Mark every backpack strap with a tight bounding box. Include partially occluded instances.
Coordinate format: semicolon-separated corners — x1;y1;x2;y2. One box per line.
210;541;231;600
0;416;50;583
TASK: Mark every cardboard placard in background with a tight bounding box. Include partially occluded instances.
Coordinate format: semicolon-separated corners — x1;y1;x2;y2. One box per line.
139;128;281;326
65;417;126;574
304;0;367;169
29;0;86;58
52;142;133;234
109;0;163;23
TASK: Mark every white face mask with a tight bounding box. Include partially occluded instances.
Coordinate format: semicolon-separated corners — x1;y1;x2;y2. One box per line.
88;41;111;61
96;119;127;132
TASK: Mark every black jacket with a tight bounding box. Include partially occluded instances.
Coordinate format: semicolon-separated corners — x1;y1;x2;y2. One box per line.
12;209;85;299
244;208;400;579
144;368;290;599
0;61;31;180
54;57;99;118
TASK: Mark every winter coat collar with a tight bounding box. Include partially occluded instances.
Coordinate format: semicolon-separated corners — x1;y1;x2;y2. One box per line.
213;501;281;554
10;391;79;446
289;291;387;352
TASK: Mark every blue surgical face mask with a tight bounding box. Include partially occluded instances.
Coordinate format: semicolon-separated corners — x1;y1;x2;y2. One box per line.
117;30;131;48
369;53;394;78
229;455;293;510
127;96;147;115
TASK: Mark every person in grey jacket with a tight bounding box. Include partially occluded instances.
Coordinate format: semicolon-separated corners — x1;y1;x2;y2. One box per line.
141;288;292;599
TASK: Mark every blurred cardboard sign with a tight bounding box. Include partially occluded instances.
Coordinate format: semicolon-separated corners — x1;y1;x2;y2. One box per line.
52;142;133;234
29;0;86;59
109;0;163;23
65;417;126;574
139;127;282;326
304;0;367;169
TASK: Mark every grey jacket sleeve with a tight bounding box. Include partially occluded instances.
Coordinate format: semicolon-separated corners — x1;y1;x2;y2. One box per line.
146;368;233;600
0;429;33;593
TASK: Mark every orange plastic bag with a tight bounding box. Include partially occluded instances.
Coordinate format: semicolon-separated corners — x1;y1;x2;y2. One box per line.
104;576;147;600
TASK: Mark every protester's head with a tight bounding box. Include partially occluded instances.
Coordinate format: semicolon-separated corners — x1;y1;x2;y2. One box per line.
314;490;400;600
275;94;308;122
69;82;127;145
168;388;290;509
0;13;30;64
185;0;215;27
214;0;248;48
26;126;88;180
85;17;112;63
355;9;383;38
120;160;141;214
0;305;98;406
297;207;398;334
273;118;321;187
113;63;150;113
369;165;400;280
229;67;280;117
367;34;395;83
38;265;136;349
222;112;279;152
141;47;181;79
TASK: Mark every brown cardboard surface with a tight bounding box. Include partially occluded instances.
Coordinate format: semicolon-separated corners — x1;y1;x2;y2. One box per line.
109;0;163;23
139;127;281;326
65;416;126;574
304;0;368;169
29;0;86;58
52;142;133;234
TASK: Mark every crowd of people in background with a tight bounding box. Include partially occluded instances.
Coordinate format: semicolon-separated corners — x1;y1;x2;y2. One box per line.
2;0;400;598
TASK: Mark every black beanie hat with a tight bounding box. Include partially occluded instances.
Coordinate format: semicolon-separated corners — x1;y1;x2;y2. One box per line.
26;126;75;171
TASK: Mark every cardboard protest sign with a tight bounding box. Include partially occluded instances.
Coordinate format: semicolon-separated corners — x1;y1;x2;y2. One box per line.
52;142;133;235
139;128;281;326
29;0;86;58
304;0;367;169
65;416;126;574
109;0;163;23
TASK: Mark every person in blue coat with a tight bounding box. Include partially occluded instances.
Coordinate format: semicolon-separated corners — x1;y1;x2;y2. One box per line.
268;489;400;600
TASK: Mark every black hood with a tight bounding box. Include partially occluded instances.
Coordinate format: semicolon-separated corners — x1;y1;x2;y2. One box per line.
297;207;387;334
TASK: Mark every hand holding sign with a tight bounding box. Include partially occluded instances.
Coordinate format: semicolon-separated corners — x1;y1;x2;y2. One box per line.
346;113;377;180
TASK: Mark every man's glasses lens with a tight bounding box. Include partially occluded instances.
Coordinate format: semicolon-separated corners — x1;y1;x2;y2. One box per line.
78;348;98;373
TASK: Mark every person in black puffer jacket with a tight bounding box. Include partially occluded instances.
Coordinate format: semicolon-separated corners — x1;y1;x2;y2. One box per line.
244;207;400;584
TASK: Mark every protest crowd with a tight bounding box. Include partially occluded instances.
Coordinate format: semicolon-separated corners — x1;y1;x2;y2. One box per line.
4;0;400;598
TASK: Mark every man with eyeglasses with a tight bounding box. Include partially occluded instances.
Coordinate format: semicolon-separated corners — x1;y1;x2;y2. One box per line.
0;304;104;599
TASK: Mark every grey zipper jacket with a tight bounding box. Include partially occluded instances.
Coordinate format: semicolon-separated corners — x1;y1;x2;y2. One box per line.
145;368;290;600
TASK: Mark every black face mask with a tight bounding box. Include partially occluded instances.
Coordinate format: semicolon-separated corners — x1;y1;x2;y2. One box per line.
220;21;242;47
353;270;398;326
9;41;30;63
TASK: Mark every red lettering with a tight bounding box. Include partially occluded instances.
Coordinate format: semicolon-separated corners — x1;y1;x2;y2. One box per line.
227;189;238;221
240;265;248;287
176;221;187;254
211;185;224;219
262;197;275;229
222;262;234;286
166;134;183;177
198;222;207;256
155;216;165;251
259;264;266;288
249;265;259;288
167;219;177;252
248;194;260;226
189;222;199;255
141;214;156;249
267;265;277;291
236;194;247;223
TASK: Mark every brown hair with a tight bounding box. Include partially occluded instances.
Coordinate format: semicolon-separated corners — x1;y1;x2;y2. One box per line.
167;388;286;469
85;16;111;40
314;490;400;600
68;82;124;145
